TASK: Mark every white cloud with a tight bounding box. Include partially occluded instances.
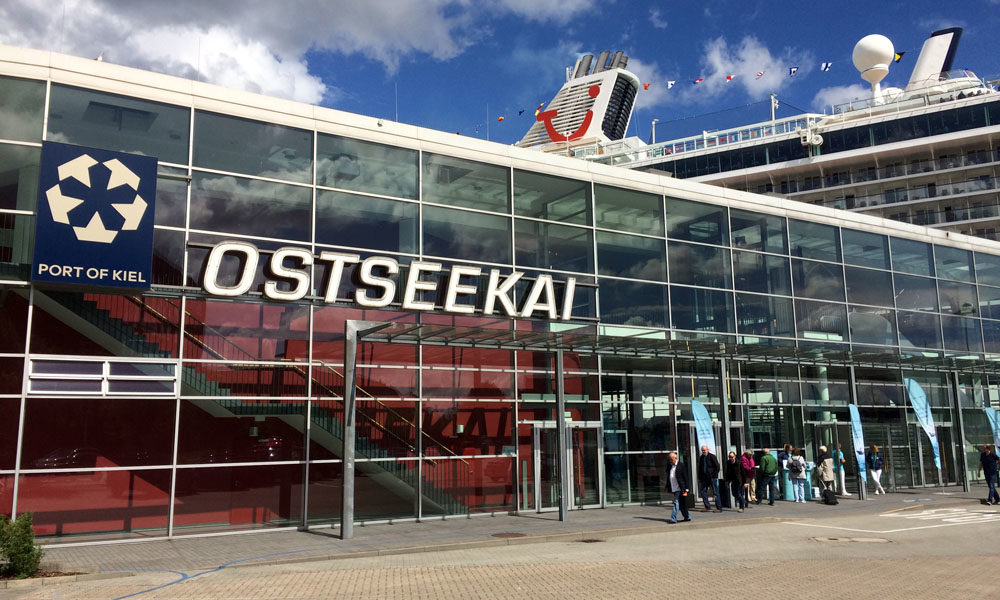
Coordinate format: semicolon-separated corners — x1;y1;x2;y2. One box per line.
493;0;597;25
625;57;672;111
917;17;967;32
649;8;668;29
690;36;815;101
812;84;870;112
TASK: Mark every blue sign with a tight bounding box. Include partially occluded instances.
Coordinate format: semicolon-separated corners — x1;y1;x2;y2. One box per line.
32;142;157;289
690;399;717;454
848;403;867;477
905;378;941;470
986;407;1000;454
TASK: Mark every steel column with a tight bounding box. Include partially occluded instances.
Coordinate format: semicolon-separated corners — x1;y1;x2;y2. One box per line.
556;348;568;521
718;358;732;454
950;371;972;493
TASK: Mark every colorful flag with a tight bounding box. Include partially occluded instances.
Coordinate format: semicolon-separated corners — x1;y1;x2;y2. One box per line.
667;80;676;89
497;116;504;122
518;109;524;116
693;78;704;84
725;74;734;82
821;62;832;71
690;400;717;455
755;71;764;79
788;66;799;76
535;103;545;116
643;83;650;90
894;51;905;62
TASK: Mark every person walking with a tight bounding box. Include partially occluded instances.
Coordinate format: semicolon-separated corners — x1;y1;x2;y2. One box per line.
866;444;887;495
834;442;852;497
756;447;779;505
724;450;746;512
740;449;757;504
697;445;722;513
978;444;1000;505
664;451;691;523
787;447;808;502
777;443;792;498
815;445;835;493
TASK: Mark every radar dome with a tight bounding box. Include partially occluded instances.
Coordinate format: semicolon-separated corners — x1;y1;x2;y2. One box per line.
853;34;894;84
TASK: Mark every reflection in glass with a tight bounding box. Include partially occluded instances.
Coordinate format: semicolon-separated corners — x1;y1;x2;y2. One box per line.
599;279;668;327
935;245;975;282
0;212;33;280
194;111;312;182
975;252;1000;287
49;84;190;164
736;293;794;337
849;306;897;345
733;251;791;295
890;237;934;276
422;153;509;212
671;286;733;333
897;310;941;349
316;190;417;253
795;299;847;341
152;228;185;286
982;320;1000;353
513;170;591;225
596;231;665;280
423;205;511;263
316;134;417;198
594;184;663;236
842;229;889;270
894;274;937;312
789;219;840;262
666;197;727;245
668;241;731;288
938;280;978;315
0;144;40;211
0;76;45;142
845;266;893;307
979;286;1000;320
792;258;844;300
730;208;787;254
941;315;983;352
515;219;594;273
154;176;186;227
190;173;311;241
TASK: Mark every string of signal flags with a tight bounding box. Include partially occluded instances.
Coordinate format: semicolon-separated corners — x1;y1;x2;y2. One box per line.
465;46;912;136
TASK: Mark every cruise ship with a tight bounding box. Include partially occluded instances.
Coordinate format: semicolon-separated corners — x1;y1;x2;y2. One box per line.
528;28;1000;241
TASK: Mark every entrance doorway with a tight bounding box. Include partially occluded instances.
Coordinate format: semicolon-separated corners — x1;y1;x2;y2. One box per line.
518;422;604;512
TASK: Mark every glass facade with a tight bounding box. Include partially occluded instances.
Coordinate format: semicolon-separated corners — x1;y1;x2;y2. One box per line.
3;64;1000;544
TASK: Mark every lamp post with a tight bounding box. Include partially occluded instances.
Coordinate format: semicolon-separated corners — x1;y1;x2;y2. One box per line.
651;118;659;144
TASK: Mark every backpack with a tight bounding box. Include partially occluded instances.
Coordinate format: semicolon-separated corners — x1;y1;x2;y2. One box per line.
788;458;803;475
822;488;839;505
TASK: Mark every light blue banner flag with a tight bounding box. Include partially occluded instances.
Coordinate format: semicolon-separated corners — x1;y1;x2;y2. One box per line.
690;399;717;454
986;407;1000;454
848;403;867;477
905;378;941;470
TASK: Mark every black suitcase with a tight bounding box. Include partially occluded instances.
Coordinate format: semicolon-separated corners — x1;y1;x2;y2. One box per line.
821;488;839;505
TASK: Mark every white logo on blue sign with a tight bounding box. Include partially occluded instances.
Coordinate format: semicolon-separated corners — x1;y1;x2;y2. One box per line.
32;142;157;289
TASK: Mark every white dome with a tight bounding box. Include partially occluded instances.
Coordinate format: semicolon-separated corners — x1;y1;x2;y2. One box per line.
853;34;894;72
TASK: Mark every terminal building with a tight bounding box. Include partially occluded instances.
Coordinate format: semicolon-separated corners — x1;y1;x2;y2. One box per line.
0;43;999;544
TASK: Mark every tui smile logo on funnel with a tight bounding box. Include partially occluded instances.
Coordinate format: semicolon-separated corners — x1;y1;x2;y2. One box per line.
536;84;601;142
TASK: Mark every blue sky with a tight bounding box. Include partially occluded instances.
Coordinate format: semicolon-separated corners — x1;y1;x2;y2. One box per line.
2;1;998;145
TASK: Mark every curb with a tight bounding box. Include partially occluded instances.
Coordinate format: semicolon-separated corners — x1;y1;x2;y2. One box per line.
0;570;135;589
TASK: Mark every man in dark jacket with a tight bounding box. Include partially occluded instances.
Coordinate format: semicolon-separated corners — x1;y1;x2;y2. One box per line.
697;445;722;512
665;451;691;523
723;450;746;512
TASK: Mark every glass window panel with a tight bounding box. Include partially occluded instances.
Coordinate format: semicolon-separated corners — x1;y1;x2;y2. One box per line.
666;197;727;245
670;286;734;333
0;287;27;352
979;286;1000;320
316;190;417;254
0;76;45;142
939;280;978;316
513;170;591;225
935;245;975;282
890;237;934;276
0;357;21;395
0;212;33;281
154;175;187;227
975;252;1000;287
316;134;417;198
845;266;893;307
795;299;847;342
515;219;593;273
941;315;983;352
842;229;889;270
0;398;19;469
730;208;787;254
190;173;311;241
422;153;509;212
897;310;941;349
735;293;794;337
153;228;185;287
789;220;840;262
48;84;190;164
594;184;663;236
733;251;791;295
596;231;665;280
0;144;40;212
894;273;938;312
982;320;1000;353
599;279;668;327
668;241;731;288
178;400;306;463
194;111;312;182
173;464;303;533
792;258;845;300
849;306;897;346
423;205;511;263
184;298;309;362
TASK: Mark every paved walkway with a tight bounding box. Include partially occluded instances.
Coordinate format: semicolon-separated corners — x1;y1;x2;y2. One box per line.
42;484;984;575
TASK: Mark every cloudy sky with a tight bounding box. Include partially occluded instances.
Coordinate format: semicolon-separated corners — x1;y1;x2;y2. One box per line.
2;0;997;144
